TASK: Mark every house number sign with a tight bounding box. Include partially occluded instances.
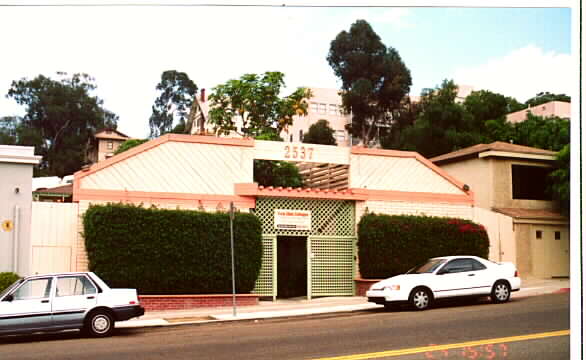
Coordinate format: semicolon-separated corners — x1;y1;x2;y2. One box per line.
284;145;314;161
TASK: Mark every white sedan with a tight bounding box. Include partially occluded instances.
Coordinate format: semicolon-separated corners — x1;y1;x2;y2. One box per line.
0;272;144;337
366;256;521;310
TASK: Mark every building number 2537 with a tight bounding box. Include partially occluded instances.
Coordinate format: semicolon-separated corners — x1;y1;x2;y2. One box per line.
284;145;314;161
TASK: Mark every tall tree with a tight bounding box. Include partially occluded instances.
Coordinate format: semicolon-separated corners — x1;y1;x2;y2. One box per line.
400;80;472;158
303;119;337;146
208;72;311;138
149;70;197;138
380;96;421;149
327;19;412;146
7;72;118;177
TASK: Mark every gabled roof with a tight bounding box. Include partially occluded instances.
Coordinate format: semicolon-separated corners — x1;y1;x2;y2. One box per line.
430;141;557;165
95;129;130;140
33;184;73;195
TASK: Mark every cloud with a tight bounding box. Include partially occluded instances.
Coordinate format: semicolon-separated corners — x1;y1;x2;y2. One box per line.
451;45;573;102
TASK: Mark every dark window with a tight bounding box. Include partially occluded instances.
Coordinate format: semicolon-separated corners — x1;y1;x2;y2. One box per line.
299;130;303;142
441;259;474;273
555;231;561;240
536;230;542;239
511;165;552;200
470;259;487;271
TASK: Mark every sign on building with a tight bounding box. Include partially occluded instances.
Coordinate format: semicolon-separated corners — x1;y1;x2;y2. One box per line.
274;209;312;230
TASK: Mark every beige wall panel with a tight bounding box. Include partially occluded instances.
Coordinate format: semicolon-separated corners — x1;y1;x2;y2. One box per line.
472;207;515;263
30;202;79;274
529;224;570;278
81;142;253;194
516;224;533;276
350;155;463;194
254;140;350;165
440;158;491;208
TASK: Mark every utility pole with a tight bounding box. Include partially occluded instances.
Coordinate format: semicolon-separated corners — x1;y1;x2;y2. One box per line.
229;201;237;317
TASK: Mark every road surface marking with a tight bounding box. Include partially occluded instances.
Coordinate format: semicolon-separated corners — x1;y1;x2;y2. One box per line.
311;329;570;360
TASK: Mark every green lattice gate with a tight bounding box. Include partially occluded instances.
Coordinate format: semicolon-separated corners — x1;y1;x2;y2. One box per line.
252;198;356;299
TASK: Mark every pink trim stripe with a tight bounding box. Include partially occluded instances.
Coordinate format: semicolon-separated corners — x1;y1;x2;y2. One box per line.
74;188;256;208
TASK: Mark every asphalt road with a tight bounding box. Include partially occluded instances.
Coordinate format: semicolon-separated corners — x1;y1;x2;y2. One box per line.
0;293;570;360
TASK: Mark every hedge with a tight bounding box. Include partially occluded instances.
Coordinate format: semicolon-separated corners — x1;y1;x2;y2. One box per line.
0;272;20;293
83;203;263;295
358;214;489;278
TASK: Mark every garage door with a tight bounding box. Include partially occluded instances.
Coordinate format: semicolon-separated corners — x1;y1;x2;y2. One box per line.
531;225;569;278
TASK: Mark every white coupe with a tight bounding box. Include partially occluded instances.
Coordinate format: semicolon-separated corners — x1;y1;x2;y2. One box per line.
366;256;521;310
0;272;144;337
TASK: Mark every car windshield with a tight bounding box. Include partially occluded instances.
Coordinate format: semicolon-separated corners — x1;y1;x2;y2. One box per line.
0;278;23;298
406;259;447;274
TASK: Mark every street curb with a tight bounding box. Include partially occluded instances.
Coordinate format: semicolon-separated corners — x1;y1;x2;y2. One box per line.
117;306;378;329
120;288;569;329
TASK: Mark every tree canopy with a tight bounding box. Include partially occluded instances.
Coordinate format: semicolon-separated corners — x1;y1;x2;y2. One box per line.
6;72;118;177
0;116;19;145
303;119;337;146
524;92;570;108
149;70;197;138
113;139;149;155
327;19;412;146
208;72;311;138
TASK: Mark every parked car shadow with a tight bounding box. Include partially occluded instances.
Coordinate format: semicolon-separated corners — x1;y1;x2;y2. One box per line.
0;328;142;344
367;295;521;313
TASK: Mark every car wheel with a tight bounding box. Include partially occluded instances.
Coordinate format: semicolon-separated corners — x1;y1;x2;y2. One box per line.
491;280;511;303
85;310;114;337
410;288;432;311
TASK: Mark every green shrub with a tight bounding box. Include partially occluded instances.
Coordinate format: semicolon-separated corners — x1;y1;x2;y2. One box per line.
83;203;263;295
0;272;21;292
358;214;489;278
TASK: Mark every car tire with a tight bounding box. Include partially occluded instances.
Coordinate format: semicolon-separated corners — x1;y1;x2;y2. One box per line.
84;310;114;337
409;287;432;311
491;280;511;304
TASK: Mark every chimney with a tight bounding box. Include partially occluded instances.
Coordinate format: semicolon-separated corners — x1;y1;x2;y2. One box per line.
200;88;206;102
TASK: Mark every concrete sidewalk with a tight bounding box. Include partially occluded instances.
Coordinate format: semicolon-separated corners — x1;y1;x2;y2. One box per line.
116;278;570;329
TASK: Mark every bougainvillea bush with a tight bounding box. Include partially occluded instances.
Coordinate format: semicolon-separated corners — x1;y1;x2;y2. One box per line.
358;214;489;278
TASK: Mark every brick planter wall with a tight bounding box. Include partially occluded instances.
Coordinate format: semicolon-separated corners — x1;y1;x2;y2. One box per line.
355;278;383;297
139;294;259;311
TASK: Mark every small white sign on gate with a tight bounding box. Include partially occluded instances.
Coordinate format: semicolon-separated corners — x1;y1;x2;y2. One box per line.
274;209;312;230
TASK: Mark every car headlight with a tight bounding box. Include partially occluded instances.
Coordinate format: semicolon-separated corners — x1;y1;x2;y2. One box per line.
383;285;400;291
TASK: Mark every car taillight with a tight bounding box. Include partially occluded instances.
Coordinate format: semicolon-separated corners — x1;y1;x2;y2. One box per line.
514;270;519;277
129;300;136;305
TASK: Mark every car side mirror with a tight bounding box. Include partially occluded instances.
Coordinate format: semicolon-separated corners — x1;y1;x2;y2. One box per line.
2;294;14;302
437;269;448;275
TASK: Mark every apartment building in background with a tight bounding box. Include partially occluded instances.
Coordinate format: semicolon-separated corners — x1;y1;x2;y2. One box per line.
506;101;571;123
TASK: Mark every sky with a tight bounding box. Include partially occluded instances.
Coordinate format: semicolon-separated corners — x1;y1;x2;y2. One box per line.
0;1;575;139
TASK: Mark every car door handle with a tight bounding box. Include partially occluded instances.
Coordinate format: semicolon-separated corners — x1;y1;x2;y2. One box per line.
87;296;95;299
467;274;475;276
41;300;50;303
